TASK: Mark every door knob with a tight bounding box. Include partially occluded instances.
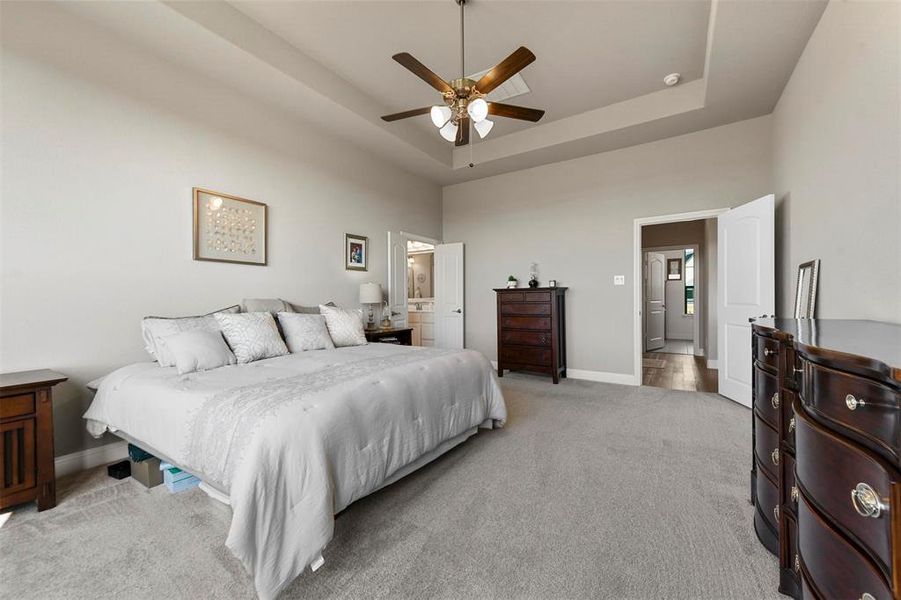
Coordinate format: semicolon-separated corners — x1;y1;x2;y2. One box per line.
453;308;462;313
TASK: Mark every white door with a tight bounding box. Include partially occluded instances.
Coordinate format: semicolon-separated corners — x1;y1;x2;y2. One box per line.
645;252;666;351
435;242;464;349
387;232;408;328
717;194;775;406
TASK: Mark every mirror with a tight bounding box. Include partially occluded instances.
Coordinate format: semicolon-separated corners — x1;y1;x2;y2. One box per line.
793;259;820;319
407;240;434;301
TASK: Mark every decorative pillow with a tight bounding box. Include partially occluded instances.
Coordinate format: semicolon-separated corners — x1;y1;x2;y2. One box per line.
319;305;367;347
287;302;321;314
141;305;240;367
214;312;289;363
164;330;237;375
277;313;335;352
241;298;294;315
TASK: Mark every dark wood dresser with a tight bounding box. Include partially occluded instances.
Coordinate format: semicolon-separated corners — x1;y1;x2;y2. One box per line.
750;319;900;599
494;287;567;383
0;369;67;511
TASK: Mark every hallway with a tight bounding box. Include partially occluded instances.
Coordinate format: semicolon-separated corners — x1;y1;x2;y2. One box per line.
642;352;718;393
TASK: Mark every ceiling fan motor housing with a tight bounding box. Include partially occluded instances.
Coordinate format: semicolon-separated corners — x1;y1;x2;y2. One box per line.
445;78;484;122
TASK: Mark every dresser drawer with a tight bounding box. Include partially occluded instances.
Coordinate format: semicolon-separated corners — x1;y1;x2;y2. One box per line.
499;292;525;303
754;416;780;481
782;388;797;451
523;291;551;303
500;346;551;366
782;450;798;512
756;465;780;531
756;335;781;373
754;366;780;429
501;330;551;347
795;401;897;579
0;394;35;420
500;303;550;316
798;491;893;600
802;359;900;464
500;316;550;331
783;512;799;581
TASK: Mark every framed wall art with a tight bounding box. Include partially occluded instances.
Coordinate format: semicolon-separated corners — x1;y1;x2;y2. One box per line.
193;188;267;266
666;257;682;280
345;233;368;271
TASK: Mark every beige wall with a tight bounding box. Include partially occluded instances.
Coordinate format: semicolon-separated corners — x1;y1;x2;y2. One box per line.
0;3;442;456
443;116;773;377
772;0;900;321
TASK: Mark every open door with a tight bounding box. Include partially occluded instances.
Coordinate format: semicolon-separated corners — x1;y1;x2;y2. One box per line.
434;242;464;349
717;194;775;406
387;232;408;328
644;252;666;351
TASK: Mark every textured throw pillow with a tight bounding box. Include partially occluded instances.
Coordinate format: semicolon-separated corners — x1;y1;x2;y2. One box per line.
215;312;289;363
164;330;237;375
141;305;240;367
319;305;367;347
277;313;335;352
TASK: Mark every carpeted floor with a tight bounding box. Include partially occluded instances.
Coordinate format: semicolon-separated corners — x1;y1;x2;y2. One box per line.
0;374;779;600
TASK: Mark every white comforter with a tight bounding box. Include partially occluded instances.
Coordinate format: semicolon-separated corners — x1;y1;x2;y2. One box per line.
84;344;506;599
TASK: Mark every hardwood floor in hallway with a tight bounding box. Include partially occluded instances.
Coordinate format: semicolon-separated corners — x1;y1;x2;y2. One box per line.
643;352;718;393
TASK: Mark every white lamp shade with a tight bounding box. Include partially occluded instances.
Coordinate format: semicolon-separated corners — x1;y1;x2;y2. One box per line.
430;105;452;128
439;120;458;142
359;282;383;304
474;118;494;139
467;98;488;122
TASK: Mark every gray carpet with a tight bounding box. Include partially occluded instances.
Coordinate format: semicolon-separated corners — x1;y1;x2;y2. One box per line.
0;375;780;600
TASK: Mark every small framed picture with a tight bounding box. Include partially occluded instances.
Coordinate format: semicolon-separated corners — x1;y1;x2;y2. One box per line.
548;280;557;288
345;233;368;271
667;258;682;280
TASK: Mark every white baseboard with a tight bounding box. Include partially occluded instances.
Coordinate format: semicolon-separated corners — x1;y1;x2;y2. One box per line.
707;359;719;369
55;441;128;478
491;361;639;386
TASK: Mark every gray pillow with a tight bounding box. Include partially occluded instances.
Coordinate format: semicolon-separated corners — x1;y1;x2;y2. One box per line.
286;301;337;314
164;330;237;375
241;298;294;314
277;313;335;352
141;305;240;367
215;312;289;363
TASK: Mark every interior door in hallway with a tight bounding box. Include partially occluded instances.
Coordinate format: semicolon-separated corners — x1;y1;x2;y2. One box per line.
717;194;775;407
434;242;464;349
645;252;666;351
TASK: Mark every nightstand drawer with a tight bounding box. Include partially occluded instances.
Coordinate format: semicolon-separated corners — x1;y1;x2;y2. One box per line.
1;394;35;420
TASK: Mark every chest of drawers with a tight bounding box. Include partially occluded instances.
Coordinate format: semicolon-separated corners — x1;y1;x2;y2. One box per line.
751;319;901;600
494;287;567;383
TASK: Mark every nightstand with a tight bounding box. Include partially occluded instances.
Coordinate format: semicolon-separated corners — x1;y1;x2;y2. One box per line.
364;327;413;346
0;369;67;511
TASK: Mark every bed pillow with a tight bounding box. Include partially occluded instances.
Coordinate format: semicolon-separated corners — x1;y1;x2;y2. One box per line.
141;305;240;367
241;298;294;315
164;329;237;375
277;313;335;352
215;312;289;363
319;305;367;347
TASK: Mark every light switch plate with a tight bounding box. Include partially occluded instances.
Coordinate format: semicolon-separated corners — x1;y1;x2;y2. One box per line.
614;275;625;286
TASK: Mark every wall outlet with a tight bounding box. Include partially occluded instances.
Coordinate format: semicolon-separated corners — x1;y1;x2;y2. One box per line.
614;275;625;286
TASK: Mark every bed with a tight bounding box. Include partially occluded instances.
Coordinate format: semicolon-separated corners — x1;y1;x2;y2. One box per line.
84;343;506;599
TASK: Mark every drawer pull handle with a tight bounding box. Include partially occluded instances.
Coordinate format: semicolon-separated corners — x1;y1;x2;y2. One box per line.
859;594;876;600
763;348;776;357
773;505;779;521
851;483;887;518
793;367;803;376
788;417;795;433
770;392;779;409
791;486;799;503
845;394;866;410
794;554;800;573
771;448;780;466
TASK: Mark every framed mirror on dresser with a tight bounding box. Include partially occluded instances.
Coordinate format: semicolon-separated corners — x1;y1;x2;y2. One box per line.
750;318;900;600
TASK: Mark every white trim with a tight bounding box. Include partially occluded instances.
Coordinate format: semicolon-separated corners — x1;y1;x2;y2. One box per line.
642;243;702;357
634;207;729;387
399;231;442;246
55;441;128;478
491;361;639;386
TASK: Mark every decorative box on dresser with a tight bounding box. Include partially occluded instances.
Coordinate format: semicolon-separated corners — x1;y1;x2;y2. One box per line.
751;319;900;600
494;287;567;384
0;369;67;511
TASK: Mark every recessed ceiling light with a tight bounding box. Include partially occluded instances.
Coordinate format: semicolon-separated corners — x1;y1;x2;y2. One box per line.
663;73;681;87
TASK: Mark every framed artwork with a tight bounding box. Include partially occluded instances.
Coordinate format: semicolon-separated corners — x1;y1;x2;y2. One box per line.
193;188;267;265
345;233;368;271
667;258;682;280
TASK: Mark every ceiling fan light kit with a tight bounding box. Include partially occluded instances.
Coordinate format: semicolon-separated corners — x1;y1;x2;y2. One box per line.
381;0;545;149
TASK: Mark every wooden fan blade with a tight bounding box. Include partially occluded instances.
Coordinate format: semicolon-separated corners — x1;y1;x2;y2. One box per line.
456;117;470;147
488;102;545;122
381;107;432;122
392;53;453;94
476;47;536;95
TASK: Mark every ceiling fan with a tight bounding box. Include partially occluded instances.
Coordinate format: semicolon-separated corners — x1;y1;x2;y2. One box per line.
381;0;545;147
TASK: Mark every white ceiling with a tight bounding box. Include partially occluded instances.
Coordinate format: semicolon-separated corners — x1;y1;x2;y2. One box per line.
58;0;828;185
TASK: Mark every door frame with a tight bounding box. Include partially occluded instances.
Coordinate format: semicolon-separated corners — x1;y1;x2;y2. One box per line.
633;208;728;385
642;244;701;355
387;231;441;327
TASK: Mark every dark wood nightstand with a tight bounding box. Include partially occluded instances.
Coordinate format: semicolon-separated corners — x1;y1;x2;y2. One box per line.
0;369;67;511
365;327;413;346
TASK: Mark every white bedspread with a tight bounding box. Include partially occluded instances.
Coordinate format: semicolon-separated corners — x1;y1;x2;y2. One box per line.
84;344;506;599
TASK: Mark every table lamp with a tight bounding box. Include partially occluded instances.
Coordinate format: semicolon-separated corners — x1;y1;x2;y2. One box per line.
359;282;383;331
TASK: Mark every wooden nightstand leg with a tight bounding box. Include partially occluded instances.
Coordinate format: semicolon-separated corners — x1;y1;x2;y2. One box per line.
37;481;56;511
